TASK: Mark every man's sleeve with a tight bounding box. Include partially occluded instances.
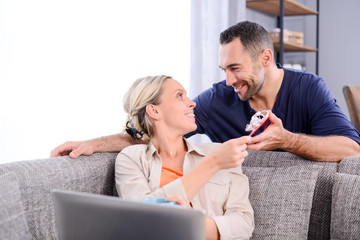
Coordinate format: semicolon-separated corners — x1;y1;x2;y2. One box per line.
307;77;360;144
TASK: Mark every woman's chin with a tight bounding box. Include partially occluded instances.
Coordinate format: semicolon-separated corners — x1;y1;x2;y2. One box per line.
185;124;197;135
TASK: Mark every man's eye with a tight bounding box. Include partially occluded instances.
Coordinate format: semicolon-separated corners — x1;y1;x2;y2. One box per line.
177;93;183;98
232;68;240;71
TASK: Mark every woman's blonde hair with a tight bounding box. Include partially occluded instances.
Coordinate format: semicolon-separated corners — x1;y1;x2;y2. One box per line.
123;75;171;141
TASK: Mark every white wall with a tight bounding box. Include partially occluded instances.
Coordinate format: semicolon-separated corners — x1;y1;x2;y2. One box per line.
0;0;190;163
318;0;360;118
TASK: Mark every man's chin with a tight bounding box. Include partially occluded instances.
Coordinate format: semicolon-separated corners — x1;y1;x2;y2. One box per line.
237;93;249;101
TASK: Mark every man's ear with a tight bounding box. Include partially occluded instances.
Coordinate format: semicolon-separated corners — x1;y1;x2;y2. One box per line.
146;104;161;120
262;48;273;67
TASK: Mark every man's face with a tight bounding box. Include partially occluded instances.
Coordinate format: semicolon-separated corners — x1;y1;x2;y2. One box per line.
219;38;265;101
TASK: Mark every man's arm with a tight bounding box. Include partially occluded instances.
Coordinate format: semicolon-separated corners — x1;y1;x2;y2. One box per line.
247;111;360;162
50;132;145;158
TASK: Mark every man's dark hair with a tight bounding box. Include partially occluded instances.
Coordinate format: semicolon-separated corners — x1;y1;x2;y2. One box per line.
220;21;274;61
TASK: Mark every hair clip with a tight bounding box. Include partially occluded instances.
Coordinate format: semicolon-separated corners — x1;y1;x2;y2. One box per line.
245;110;271;136
125;119;144;140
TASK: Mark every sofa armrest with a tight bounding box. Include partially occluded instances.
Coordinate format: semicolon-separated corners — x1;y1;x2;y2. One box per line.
0;152;118;240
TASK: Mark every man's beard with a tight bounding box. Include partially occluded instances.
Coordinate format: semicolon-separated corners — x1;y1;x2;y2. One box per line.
237;75;264;101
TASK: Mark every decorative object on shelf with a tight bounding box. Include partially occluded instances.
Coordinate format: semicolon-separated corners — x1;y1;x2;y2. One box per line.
246;0;319;73
283;63;305;70
270;28;304;46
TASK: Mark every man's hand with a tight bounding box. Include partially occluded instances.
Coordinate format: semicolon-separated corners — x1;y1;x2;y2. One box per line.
247;111;360;161
247;111;290;151
50;141;95;158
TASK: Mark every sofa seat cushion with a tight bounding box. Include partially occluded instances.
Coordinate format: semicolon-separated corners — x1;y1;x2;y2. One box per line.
331;173;360;239
243;165;321;240
0;172;31;240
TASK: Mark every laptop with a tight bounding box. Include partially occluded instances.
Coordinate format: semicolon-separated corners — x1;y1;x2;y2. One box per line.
52;190;206;240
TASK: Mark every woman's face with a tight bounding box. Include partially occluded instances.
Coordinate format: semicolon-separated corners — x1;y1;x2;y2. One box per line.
156;78;197;135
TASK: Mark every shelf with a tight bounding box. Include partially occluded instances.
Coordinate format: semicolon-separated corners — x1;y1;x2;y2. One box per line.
273;42;317;52
246;0;318;16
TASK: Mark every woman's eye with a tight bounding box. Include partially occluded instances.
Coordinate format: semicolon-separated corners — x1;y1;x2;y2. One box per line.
178;93;183;98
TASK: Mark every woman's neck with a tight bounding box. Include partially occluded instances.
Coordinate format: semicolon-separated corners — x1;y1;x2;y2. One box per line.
152;132;187;168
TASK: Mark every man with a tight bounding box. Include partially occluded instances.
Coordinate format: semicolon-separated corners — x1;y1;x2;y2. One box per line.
51;21;360;162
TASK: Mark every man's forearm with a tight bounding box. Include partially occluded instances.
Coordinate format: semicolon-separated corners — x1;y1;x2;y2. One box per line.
283;132;360;162
91;132;146;153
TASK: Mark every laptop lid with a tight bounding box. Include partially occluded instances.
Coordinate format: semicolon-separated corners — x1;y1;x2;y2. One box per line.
52;190;206;240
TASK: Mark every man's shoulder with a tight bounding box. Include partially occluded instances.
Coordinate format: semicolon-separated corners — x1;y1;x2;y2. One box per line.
198;80;233;97
281;68;325;97
196;80;239;105
283;67;322;85
211;79;233;92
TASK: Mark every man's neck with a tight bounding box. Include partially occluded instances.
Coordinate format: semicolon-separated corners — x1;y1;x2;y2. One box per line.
249;66;284;111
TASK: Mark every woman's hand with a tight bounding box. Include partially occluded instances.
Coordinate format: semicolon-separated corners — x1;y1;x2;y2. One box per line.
166;195;188;208
208;136;252;170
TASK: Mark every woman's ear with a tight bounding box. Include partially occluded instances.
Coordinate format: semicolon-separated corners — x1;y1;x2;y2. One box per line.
146;104;161;120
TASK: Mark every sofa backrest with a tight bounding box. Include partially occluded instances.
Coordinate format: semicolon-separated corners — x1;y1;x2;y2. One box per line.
243;150;338;240
330;156;360;239
1;150;359;240
0;152;118;240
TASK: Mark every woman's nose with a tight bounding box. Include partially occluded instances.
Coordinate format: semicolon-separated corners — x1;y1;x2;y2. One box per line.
188;98;196;108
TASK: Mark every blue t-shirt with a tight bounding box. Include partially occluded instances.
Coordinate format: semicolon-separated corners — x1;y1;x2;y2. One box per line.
186;66;360;145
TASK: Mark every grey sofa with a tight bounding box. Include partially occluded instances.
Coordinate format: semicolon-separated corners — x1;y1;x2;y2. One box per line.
1;151;360;240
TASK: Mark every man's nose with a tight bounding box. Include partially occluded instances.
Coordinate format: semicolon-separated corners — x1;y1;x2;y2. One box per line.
225;71;237;86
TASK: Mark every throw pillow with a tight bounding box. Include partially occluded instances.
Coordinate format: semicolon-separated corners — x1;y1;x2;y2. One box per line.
331;173;360;239
0;172;31;240
242;165;320;240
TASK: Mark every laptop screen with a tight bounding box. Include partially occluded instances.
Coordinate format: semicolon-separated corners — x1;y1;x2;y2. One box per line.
52;190;206;240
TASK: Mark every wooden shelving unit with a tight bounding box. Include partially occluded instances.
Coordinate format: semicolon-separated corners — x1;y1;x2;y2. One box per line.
273;42;317;52
246;0;317;16
246;0;319;72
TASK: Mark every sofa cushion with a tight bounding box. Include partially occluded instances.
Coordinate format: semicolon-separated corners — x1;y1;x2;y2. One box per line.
243;165;321;240
0;172;31;240
331;173;360;239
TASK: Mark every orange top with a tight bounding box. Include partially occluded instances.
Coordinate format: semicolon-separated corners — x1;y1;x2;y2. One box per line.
160;164;183;188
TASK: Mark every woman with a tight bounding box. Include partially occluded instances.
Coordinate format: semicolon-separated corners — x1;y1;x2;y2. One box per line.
115;75;254;240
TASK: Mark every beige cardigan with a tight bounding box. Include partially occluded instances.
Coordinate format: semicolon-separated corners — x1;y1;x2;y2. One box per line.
115;139;254;240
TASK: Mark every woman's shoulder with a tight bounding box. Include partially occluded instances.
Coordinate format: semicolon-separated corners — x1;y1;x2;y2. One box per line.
116;144;149;161
189;142;221;155
122;143;148;153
